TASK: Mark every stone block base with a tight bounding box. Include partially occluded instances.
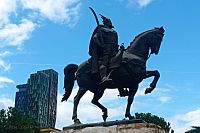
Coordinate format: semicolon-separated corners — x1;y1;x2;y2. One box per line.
59;119;165;133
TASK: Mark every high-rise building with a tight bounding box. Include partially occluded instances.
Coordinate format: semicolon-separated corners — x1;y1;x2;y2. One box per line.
15;69;58;128
15;84;29;114
42;69;58;128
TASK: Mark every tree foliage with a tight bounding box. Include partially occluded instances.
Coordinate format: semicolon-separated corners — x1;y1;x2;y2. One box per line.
135;112;171;132
0;107;40;133
185;126;200;133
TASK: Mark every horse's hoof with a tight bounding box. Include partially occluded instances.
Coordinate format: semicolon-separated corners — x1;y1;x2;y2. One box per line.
129;116;135;120
125;113;135;120
125;113;129;118
61;94;66;102
145;87;153;94
74;119;82;125
102;109;108;122
102;114;108;122
102;111;108;122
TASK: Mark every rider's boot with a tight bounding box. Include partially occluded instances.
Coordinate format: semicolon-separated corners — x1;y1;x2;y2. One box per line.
99;65;112;87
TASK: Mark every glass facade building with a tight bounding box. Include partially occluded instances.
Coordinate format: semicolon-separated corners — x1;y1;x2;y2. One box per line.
15;84;29;114
15;69;58;128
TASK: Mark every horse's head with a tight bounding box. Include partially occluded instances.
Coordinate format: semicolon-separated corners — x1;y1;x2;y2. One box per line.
148;27;165;55
127;27;165;59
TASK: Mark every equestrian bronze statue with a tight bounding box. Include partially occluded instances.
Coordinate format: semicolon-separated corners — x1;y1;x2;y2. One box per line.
61;8;165;124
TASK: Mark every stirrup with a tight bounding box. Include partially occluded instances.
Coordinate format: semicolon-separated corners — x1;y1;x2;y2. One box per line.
99;77;112;87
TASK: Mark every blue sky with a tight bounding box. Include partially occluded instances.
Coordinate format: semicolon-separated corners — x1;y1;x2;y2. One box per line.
0;0;200;132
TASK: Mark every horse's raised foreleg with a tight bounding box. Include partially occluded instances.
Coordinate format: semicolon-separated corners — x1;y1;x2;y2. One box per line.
72;87;87;125
144;70;160;94
91;90;108;121
125;84;138;120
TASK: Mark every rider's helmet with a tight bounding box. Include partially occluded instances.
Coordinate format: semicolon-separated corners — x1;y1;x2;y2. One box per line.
100;14;114;28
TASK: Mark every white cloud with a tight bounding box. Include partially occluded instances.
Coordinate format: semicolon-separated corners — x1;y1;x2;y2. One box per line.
0;51;11;71
157;96;172;104
56;89;124;129
0;95;14;109
0;19;36;48
0;0;36;48
0;60;11;71
0;76;14;89
0;0;17;25
170;108;200;133
180;108;200;126
128;0;153;8
56;92;102;129
21;0;81;26
136;87;146;97
0;0;82;92
0;0;82;86
0;0;82;48
0;51;11;57
0;76;14;84
0;77;14;83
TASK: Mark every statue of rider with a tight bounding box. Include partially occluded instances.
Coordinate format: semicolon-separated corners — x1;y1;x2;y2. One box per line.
88;10;128;97
89;14;119;87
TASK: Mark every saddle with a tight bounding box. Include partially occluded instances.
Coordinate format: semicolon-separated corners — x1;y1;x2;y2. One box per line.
77;50;146;75
108;49;124;69
76;50;123;76
122;51;146;67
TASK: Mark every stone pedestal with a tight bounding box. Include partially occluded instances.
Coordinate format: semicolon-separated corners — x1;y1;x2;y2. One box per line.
58;119;166;133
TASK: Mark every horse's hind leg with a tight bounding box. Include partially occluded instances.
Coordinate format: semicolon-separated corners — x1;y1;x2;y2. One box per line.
91;90;108;121
72;87;87;124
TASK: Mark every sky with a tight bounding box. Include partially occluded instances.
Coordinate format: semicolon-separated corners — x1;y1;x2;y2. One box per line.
0;0;200;132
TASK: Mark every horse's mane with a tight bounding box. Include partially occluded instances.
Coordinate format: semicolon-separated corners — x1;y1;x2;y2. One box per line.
129;27;161;46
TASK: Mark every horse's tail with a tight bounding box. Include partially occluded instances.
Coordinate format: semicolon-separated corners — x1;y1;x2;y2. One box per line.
61;64;78;102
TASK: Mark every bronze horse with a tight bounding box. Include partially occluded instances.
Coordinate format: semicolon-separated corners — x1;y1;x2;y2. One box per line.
62;27;165;124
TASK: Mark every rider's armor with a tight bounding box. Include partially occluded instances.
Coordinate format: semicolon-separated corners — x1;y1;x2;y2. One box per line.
97;25;119;65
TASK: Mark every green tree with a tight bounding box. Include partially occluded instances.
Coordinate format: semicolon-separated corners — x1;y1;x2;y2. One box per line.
185;126;200;133
135;112;171;133
0;107;40;133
